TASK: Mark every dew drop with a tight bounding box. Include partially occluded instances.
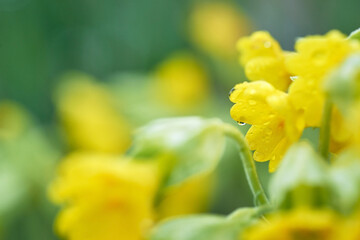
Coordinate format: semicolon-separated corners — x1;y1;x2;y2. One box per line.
229;87;236;97
249;100;257;105
237;121;246;126
264;41;272;48
249;89;257;95
290;76;298;81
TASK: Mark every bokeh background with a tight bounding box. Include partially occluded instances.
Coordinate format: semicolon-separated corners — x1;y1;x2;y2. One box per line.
0;0;359;239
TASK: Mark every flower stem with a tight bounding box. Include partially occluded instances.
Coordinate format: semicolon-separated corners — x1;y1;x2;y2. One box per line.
319;100;332;161
222;123;269;206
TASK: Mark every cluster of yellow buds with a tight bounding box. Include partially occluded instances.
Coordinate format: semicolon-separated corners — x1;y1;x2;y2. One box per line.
230;29;360;171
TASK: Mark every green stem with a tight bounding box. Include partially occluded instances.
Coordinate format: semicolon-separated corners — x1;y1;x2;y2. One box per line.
319;100;332;161
222;123;269;206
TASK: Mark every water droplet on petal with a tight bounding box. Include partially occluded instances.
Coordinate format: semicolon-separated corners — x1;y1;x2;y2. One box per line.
290;76;298;81
229;87;236;97
237;121;246;126
264;41;272;48
249;100;257;105
265;129;273;135
249;89;257;95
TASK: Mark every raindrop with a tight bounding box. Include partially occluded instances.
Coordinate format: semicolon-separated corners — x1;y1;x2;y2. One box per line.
290;76;298;81
237;121;246;126
229;87;236;97
249;100;257;105
264;41;272;48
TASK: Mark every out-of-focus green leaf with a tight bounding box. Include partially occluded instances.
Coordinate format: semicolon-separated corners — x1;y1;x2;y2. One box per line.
269;142;331;209
324;54;360;115
0;160;28;219
330;148;360;214
0;101;59;238
348;27;360;41
150;208;259;240
129;117;225;186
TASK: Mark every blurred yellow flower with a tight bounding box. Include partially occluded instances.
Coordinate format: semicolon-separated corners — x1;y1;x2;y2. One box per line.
0;101;28;140
237;31;291;91
286;31;360;126
55;72;131;153
329;107;353;153
336;212;360;240
242;208;338;240
188;1;250;60
49;152;158;240
153;52;209;109
230;81;304;172
156;172;213;219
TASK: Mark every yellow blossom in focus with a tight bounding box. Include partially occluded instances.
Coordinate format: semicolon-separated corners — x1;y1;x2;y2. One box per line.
242;208;338;240
286;31;360;126
237;31;291;91
230;81;304;172
153;52;209;109
188;1;250;60
49;152;158;240
55;72;131;153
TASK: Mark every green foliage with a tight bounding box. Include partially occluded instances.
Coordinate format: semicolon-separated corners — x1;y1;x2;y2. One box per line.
129;117;226;186
324;53;360;115
0;104;59;239
329;148;360;214
348;27;360;41
269;142;331;209
150;208;259;240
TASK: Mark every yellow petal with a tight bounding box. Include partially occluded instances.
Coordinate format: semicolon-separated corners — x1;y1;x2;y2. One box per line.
246;118;285;162
269;138;292;172
230;99;274;125
229;81;278;124
245;57;290;91
237;31;283;65
289;77;324;126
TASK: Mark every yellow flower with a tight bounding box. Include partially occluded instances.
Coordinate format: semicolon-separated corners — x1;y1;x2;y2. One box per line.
55;72;131;153
0;101;28;140
230;81;304;172
153;52;209;109
336;212;360;240
329;107;353;153
156;171;213;219
242;208;338;240
237;31;291;91
188;1;250;60
49;152;158;240
286;31;360;126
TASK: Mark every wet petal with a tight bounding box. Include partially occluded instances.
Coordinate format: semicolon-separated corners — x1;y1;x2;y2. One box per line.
289;77;324;126
237;31;283;64
230;99;274;125
245;57;290;91
269;138;292;172
246;118;285;162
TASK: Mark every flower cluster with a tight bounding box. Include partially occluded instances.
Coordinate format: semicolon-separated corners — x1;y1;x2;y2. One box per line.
230;30;360;171
48;28;360;240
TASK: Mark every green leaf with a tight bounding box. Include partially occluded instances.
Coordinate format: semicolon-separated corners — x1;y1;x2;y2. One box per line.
269;142;331;209
0;159;28;220
150;208;259;240
348;27;360;41
129;117;226;186
324;54;360;115
329;148;360;213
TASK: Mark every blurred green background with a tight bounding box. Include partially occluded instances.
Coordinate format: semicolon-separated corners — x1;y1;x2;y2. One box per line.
1;0;359;122
0;0;359;239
